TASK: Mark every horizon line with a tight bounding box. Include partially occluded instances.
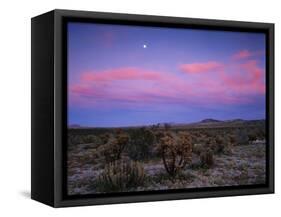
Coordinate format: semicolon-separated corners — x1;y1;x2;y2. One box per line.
68;118;266;129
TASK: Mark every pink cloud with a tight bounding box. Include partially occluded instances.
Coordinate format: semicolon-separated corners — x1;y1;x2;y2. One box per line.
178;57;265;104
179;61;223;74
69;67;194;108
221;60;265;95
70;75;188;104
232;50;252;60
70;50;265;109
232;49;264;60
81;68;163;82
241;60;263;82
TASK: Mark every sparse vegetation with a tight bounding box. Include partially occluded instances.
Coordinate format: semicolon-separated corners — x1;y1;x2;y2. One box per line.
95;159;145;192
200;149;214;168
128;128;155;160
156;131;192;177
67;119;266;195
97;130;129;163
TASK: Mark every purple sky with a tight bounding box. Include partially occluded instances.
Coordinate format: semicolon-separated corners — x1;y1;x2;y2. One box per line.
67;22;266;127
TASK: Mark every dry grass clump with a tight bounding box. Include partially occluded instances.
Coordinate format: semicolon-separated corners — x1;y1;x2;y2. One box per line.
95;159;145;192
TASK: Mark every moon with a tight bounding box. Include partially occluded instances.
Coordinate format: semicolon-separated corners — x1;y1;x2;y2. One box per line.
143;44;147;48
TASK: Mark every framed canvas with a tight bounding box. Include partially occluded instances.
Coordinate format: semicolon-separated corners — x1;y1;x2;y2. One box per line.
31;9;274;207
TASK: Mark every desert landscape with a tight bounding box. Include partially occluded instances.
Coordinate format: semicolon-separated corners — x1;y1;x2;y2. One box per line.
67;119;266;195
66;22;267;196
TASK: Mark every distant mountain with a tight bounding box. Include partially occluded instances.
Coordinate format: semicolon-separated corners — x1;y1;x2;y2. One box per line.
68;119;265;130
169;118;265;129
226;119;244;123
69;124;82;128
199;118;223;123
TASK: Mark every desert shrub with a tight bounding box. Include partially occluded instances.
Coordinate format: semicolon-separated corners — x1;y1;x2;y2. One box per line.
252;145;266;158
248;131;258;142
210;135;232;155
202;137;215;152
236;130;249;146
202;131;209;137
68;134;101;146
115;130;130;153
223;142;233;155
98;131;129;163
95;159;145;192
74;151;98;165
68;134;84;146
128;128;155;160
200;149;214;168
190;131;205;144
82;135;98;144
157;131;192;177
193;143;205;155
248;127;266;141
257;128;266;140
228;134;236;145
206;136;215;145
164;123;171;130
203;135;221;154
99;133;111;144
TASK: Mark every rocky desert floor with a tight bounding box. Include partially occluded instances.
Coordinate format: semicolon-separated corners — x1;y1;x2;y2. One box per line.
67;141;266;195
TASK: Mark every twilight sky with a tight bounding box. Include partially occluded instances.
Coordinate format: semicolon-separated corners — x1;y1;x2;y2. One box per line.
67;22;266;127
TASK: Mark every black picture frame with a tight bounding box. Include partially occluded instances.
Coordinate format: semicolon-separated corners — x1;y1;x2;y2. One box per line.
31;9;274;208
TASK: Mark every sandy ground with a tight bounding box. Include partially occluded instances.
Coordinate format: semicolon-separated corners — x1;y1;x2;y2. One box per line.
67;141;266;195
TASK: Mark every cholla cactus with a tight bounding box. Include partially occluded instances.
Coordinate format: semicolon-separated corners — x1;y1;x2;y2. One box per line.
200;149;214;168
204;135;230;155
178;131;193;162
98;131;129;163
157;131;192;177
213;135;224;154
96;160;145;192
115;131;129;158
100;133;110;144
192;143;205;155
